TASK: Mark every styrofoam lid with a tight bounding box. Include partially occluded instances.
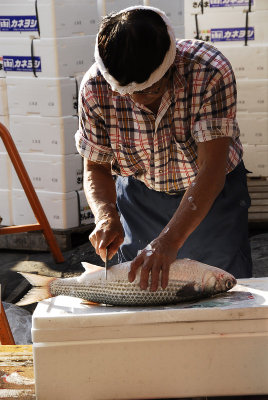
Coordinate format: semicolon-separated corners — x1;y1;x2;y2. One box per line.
32;278;268;334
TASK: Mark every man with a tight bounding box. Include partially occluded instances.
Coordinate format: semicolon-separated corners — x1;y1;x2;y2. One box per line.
75;6;252;292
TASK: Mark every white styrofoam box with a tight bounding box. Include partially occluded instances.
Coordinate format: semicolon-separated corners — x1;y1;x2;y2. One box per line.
143;0;184;28
0;35;95;78
221;45;268;79
97;0;143;17
0;0;99;38
237;112;268;145
11;153;83;193
6;75;82;117
243;144;268;177
79;189;95;225
174;25;185;40
0;115;9;152
237;79;268;112
9;115;78;155
0;77;8;115
186;0;268;15
32;278;268;399
12;189;94;229
0;189;13;226
185;10;268;46
0;114;9;130
0;151;12;190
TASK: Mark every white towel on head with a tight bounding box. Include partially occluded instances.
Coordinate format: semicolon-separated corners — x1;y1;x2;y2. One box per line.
94;5;176;95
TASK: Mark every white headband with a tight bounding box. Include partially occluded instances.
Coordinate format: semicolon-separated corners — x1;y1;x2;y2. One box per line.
94;5;176;95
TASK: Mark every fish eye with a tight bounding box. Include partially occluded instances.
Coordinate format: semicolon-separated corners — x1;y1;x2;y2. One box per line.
225;280;233;290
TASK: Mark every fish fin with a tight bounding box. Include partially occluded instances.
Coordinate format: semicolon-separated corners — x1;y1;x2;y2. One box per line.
81;262;103;273
81;300;100;306
18;272;55;287
16;287;51;306
176;282;198;299
16;272;56;306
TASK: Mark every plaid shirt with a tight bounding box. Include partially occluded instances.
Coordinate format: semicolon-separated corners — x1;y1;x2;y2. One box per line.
75;39;243;193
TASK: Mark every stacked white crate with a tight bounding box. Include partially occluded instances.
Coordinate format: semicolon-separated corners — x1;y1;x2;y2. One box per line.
143;0;185;38
184;0;268;222
98;0;142;15
184;0;268;176
0;70;12;225
0;0;97;229
97;0;185;38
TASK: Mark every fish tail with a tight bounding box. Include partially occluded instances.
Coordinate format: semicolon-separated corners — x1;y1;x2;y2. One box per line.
16;272;56;306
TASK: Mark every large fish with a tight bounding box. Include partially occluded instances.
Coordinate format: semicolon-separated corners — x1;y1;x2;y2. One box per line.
17;259;236;307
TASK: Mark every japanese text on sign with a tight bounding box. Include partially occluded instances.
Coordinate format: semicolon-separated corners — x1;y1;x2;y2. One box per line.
211;27;254;42
0;16;38;31
3;56;42;72
209;0;254;6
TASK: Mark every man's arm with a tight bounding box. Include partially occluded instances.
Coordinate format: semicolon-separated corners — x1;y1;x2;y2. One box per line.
83;158;124;261
129;137;231;291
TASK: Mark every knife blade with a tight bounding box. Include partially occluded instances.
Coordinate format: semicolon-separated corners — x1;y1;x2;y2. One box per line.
105;247;108;279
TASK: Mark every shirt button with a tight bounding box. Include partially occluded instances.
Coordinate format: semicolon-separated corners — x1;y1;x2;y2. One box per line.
159;146;162;150
159;169;163;173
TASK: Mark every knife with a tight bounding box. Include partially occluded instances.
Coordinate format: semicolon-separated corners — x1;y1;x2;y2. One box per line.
105;247;108;279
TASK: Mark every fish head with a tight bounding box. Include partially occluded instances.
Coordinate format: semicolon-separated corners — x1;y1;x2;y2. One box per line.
203;269;237;295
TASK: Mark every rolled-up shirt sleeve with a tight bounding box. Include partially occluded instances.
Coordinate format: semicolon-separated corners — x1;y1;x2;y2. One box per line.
192;68;240;143
75;84;114;163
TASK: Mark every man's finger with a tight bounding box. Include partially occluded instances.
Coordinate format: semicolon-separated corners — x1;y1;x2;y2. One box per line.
150;263;161;292
88;232;96;246
139;262;152;290
161;263;171;289
128;255;143;283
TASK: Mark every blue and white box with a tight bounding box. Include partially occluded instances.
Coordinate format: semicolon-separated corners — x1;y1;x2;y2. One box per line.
185;10;268;46
0;36;95;78
186;0;268;14
0;0;100;38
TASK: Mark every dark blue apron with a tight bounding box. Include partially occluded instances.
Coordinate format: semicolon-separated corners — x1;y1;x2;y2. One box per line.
116;161;252;279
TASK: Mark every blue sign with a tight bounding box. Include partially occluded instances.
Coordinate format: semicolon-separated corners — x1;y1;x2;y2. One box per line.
209;0;254;6
0;16;38;31
211;27;254;42
3;56;42;72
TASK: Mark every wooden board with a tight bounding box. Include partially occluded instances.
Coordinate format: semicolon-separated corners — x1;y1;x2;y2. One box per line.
248;177;268;225
0;345;35;399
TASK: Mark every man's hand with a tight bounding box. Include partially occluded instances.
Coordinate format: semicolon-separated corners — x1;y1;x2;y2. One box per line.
83;159;125;261
89;213;124;261
128;235;179;291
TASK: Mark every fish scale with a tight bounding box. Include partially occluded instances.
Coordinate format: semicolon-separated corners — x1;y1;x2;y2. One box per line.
50;278;213;306
50;279;184;305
